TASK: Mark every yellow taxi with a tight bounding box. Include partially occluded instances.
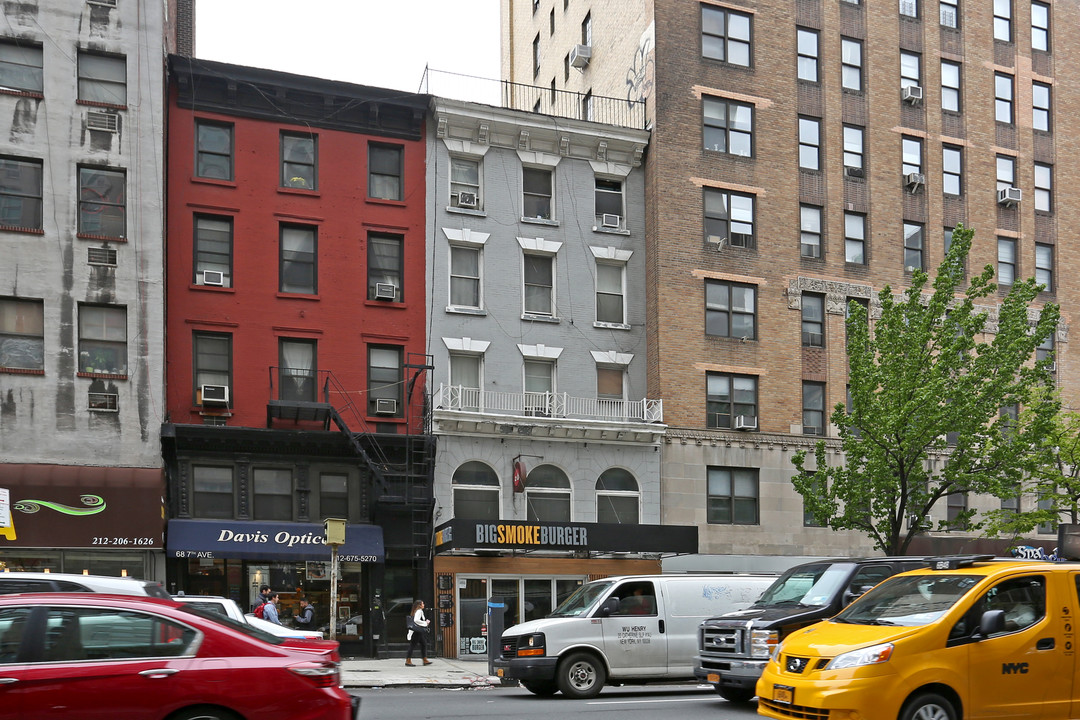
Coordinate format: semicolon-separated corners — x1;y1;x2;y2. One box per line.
756;554;1077;720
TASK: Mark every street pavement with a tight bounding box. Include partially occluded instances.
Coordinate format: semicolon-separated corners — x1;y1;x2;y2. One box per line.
341;656;505;688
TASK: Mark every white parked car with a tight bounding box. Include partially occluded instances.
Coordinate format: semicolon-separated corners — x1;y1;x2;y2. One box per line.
245;612;324;639
0;571;169;597
171;595;324;639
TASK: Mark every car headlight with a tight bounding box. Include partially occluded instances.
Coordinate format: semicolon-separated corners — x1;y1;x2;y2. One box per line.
517;632;546;657
826;642;893;670
750;630;779;659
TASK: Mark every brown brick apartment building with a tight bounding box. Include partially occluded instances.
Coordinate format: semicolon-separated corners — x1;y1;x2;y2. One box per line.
503;0;1075;564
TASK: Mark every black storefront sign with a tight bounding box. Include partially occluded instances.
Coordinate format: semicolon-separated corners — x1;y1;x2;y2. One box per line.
167;519;384;561
433;519;697;555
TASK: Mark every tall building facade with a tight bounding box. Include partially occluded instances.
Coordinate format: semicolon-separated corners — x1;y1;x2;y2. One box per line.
504;0;1075;562
162;56;433;656
0;1;169;578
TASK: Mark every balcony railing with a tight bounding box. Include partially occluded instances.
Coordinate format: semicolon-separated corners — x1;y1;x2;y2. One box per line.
434;384;663;424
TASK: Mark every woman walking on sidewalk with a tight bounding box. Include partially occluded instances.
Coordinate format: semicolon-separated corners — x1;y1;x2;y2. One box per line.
404;599;432;666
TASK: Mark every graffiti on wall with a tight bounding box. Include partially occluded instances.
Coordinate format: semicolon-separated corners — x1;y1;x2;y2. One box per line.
625;22;655;108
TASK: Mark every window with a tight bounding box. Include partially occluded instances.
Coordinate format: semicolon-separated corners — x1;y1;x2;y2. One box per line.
703;96;753;157
0;41;41;93
797;28;819;82
798;117;821;170
195;121;233;180
993;0;1011;41
78;167;125;238
706;372;757;429
1033;82;1051;132
942;145;962;196
77;51;125;106
843;125;864;170
550;8;555;35
595;262;625;325
845;212;866;265
319;474;349;520
279;338;316;402
449;245;481;308
900;51;921;89
564;53;570;81
946;491;968;529
194;215;232;287
253;468;292;521
0;157;42;230
192;466;233;518
1037;333;1054;367
941;61;961;112
802;293;824;346
802;472;826;526
997;155;1016;192
453;461;499;520
281;133;316;190
582;91;593;121
995;73;1014;123
1035;243;1053;291
940;0;958;28
597;365;625;400
532;33;540;77
596;469;639;524
368;143;403;201
1037;496;1055;535
0;297;43;370
523;253;554;316
841;38;863;91
904;222;925;271
522;167;553;219
704;188;755;247
707;467;758;525
800;204;822;258
450;157;481;209
944;226;965;275
594;177;623;227
701;5;751;66
581;12;591;45
449;352;482;411
524;359;555;402
368;233;403;302
902;136;923;175
526;465;571;522
998;237;1016;286
900;0;918;17
803;382;825;435
705;279;756;339
1034;163;1052;212
78;304;126;375
368;346;403;416
280;225;316;294
193;332;230;402
1031;2;1049;52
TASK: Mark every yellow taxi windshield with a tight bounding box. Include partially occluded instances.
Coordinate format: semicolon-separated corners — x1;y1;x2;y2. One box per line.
832;574;979;627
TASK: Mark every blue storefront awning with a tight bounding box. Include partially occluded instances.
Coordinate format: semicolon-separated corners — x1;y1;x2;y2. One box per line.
167;519;384;563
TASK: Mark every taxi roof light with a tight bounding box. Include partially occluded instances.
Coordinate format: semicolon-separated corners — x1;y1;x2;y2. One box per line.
925;554;995;570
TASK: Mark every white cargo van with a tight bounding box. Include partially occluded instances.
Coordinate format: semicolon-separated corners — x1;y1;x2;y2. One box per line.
492;573;773;698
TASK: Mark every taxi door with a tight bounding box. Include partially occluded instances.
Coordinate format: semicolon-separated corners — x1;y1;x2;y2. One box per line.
966;573;1072;720
600;579;667;676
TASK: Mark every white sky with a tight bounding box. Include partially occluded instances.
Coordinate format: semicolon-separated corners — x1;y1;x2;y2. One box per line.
195;0;502;102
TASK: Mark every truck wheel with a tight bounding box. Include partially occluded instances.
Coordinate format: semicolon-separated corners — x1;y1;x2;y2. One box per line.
900;693;956;720
556;652;606;699
522;680;558;696
717;686;756;703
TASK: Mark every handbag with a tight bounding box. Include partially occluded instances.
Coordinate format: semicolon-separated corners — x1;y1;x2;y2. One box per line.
406;614;417;631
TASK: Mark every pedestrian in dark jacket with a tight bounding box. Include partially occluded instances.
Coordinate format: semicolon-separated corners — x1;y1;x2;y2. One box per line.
294;597;315;629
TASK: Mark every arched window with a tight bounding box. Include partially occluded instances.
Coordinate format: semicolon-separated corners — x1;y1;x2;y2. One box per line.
596;468;639;524
525;464;571;521
452;461;499;520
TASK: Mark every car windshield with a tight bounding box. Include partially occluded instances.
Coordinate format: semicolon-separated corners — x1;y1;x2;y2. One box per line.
832;574;979;627
753;563;854;608
177;604;288;645
549;581;613;617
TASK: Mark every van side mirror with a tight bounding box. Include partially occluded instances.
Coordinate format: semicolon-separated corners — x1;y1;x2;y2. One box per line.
598;597;620;617
979;609;1006;637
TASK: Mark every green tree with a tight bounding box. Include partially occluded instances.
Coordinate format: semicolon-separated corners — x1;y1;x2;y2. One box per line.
792;225;1060;555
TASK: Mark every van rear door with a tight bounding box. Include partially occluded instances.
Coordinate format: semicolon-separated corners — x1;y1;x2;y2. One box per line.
600;580;667;677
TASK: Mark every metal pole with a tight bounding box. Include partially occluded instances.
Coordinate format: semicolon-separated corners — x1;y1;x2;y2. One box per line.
330;544;339;642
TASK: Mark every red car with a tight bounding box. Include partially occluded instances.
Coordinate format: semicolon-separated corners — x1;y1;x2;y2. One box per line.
0;593;359;720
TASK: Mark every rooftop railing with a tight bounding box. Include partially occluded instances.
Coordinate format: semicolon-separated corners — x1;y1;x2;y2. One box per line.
434;384;663;424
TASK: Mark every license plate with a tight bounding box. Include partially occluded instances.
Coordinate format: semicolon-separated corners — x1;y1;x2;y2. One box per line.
707;673;719;683
774;685;794;705
496;668;505;677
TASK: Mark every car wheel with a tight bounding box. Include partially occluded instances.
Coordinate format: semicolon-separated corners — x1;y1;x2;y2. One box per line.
556;652;606;699
900;693;957;720
168;707;242;720
522;680;559;696
717;686;756;703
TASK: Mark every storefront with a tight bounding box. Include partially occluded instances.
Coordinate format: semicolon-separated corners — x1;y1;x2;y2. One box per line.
431;519;697;659
0;464;165;579
166;519;384;655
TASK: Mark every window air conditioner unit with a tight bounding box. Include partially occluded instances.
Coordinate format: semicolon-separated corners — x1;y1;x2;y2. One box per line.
86;110;119;133
201;270;225;286
905;265;922;273
375;398;398;415
570;44;592;68
734;415;758;431
901;85;924;104
801;244;821;259
845;166;865;178
200;384;230;405
601;213;621;228
374;282;398;301
998;186;1022;205
802;331;824;347
457;191;478;208
802;425;820;435
904;172;925;189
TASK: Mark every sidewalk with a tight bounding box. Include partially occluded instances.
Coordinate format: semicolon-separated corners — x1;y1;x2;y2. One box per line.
340;656;506;689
